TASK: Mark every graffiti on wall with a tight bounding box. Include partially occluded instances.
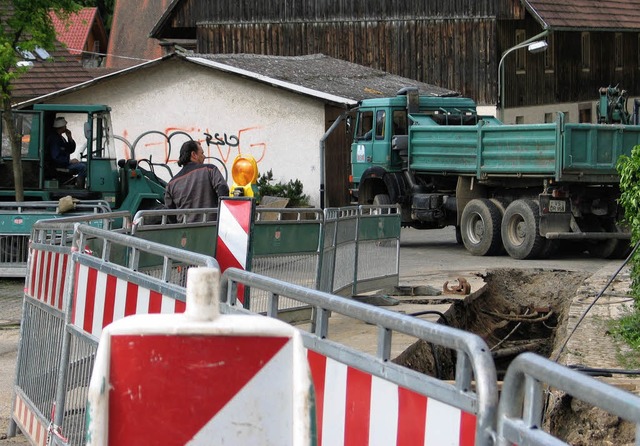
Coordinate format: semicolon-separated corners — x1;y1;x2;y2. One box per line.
116;125;266;181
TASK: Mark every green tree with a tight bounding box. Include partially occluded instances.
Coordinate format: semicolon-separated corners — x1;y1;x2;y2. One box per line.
0;0;80;201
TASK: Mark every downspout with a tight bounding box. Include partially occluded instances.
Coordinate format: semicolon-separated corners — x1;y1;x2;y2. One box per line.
319;111;349;209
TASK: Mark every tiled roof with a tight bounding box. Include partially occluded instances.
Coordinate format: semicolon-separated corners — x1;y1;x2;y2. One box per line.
10;43;96;104
188;53;457;101
523;0;640;30
50;7;98;55
106;0;173;69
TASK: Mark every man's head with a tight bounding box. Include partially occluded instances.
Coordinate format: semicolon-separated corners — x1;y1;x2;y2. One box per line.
53;117;67;133
177;140;205;167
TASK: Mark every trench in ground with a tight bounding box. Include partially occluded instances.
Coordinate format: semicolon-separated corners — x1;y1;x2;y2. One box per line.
392;268;587;379
391;268;635;444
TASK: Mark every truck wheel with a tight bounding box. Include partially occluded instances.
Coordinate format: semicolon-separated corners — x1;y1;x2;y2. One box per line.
460;199;503;256
589;221;631;259
501;199;545;259
373;194;391;206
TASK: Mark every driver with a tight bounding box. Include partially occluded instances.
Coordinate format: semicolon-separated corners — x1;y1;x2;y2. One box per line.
47;117;87;188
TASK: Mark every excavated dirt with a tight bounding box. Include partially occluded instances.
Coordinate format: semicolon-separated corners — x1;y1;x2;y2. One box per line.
393;267;637;445
394;268;588;379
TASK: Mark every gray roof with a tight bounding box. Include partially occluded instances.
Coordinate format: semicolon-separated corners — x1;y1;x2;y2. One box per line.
16;52;458;109
188;53;458;104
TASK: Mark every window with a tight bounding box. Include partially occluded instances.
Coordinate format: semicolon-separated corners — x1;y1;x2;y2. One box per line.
579;106;592;123
581;32;591;71
357;111;373;140
615;33;623;70
515;116;524;124
544;34;555;72
375;110;386;139
515;29;526;72
544;112;554;123
392;110;407;135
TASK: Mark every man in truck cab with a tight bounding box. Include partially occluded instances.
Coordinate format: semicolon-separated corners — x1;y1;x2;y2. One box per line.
164;140;229;222
47;117;87;188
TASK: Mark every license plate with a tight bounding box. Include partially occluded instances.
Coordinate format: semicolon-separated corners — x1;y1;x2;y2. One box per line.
549;200;566;212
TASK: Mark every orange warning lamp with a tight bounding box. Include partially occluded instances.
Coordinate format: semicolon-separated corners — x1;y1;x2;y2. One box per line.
230;154;259;199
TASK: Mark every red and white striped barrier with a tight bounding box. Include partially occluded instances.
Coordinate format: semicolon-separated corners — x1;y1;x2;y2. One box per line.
86;267;313;446
26;249;70;310
215;197;254;305
308;350;477;446
12;394;48;446
71;263;186;338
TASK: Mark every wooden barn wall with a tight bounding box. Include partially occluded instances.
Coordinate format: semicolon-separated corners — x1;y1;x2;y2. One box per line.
324;106;351;207
499;18;639;108
175;0;520;24
197;19;497;104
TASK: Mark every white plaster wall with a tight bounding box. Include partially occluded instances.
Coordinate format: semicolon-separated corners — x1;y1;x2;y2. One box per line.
45;58;327;206
478;95;640;124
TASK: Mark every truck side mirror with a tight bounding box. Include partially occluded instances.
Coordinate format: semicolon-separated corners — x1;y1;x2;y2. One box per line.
345;116;352;134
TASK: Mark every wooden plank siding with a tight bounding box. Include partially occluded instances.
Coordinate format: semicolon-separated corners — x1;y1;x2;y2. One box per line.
500;19;638;109
197;20;498;104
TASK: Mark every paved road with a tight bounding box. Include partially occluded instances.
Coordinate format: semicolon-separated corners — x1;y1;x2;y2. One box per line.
398;226;618;279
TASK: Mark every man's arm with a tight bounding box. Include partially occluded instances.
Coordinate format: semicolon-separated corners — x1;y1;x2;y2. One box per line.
209;167;229;199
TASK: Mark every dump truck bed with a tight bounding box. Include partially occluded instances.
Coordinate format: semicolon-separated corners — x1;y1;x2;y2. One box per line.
408;114;640;183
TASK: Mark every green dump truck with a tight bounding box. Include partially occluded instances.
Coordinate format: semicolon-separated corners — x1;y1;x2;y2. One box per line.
350;87;640;259
0;104;167;275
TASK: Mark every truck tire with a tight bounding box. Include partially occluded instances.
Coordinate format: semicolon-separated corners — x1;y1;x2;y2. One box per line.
501;199;545;260
373;194;391;205
589;221;631;259
460;199;503;256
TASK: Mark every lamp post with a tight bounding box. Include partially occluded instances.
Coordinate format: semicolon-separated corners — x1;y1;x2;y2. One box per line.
497;35;549;122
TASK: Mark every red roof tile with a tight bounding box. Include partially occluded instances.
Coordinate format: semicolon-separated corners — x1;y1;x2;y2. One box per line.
524;0;640;30
50;7;98;55
106;0;173;69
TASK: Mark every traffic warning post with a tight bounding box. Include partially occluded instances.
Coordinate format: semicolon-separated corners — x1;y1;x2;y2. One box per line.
86;267;314;446
215;197;255;306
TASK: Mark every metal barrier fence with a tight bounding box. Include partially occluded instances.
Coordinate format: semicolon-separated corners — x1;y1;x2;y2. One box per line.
10;223;640;445
8;212;130;446
320;205;400;296
496;352;640;446
131;204;400;308
10;222;218;446
219;267;499;445
0;200;112;277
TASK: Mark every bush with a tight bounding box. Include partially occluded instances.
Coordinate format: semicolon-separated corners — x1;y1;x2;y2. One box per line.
257;169;311;208
615;145;640;349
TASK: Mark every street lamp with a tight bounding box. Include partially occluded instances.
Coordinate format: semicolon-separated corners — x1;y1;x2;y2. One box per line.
497;37;549;122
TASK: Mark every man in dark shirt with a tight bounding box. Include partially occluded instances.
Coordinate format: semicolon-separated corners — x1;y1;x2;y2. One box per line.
47;117;87;188
164;140;229;222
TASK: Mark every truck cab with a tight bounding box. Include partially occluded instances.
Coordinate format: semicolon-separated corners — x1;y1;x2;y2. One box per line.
350;88;483;225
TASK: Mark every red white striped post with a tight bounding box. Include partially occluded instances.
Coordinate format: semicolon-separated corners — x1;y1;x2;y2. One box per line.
215;197;254;306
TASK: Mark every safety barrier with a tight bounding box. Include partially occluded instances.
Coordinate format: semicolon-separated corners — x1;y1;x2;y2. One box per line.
496;352;640;446
85;267;314;445
320;205;400;296
8;212;129;446
220;267;498;446
11;223;640;445
0;200;112;277
10;222;218;446
131;203;400;301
